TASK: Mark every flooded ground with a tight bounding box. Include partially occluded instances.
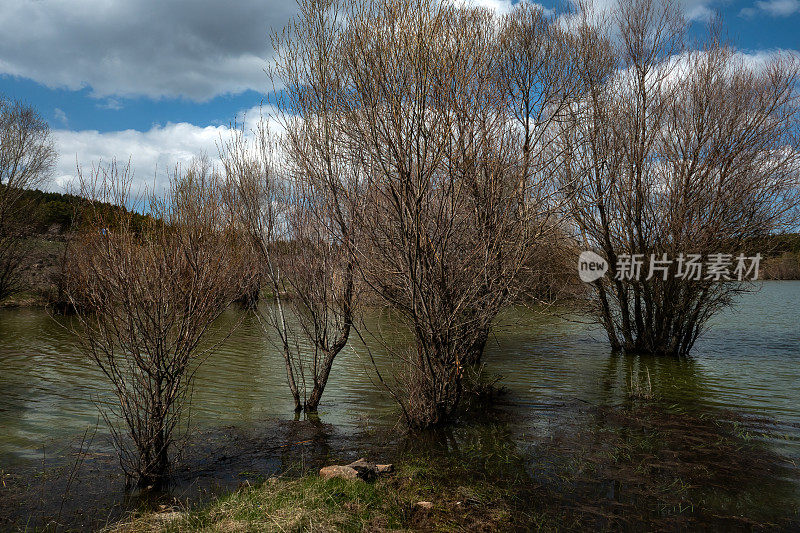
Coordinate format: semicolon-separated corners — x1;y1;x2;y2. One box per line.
0;282;798;530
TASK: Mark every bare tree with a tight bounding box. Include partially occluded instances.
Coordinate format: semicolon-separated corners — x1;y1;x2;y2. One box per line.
559;0;800;356
0;97;56;301
457;2;585;364
215;0;368;416
250;0;585;428
220;116;358;413
66;159;248;488
289;0;576;427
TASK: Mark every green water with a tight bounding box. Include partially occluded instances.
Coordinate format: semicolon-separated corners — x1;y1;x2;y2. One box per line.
0;281;798;467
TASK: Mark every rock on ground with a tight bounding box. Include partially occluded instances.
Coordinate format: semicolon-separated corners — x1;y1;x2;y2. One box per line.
319;458;394;481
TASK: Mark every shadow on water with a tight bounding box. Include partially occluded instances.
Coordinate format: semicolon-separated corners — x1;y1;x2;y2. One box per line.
531;400;800;530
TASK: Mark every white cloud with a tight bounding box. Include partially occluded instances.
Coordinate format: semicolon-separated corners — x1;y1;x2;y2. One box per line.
734;48;800;70
53;108;68;127
573;0;724;21
51;107;276;194
457;0;520;15
52;123;227;193
684;3;715;21
448;0;556;17
0;0;296;101
632;48;799;91
740;0;800;17
98;99;124;111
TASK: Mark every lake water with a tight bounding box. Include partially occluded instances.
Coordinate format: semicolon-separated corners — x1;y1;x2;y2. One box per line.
0;281;799;527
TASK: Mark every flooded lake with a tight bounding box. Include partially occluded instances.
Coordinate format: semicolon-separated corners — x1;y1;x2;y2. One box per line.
1;281;799;528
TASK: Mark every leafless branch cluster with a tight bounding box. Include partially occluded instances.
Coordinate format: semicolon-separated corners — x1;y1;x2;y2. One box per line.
241;0;583;428
557;0;800;355
219;114;358;413
65;160;250;488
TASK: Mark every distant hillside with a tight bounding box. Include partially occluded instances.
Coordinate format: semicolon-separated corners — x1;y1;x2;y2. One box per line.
744;234;800;279
19;188;81;233
13;187;151;234
2;187;799;308
0;186;155;307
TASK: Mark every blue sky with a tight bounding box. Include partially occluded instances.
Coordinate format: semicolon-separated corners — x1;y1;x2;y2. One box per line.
1;0;797;191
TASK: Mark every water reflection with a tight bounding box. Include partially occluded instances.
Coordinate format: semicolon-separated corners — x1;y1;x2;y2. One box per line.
595;352;709;407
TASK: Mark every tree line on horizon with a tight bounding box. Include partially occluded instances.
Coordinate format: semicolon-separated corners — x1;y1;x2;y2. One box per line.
2;0;799;489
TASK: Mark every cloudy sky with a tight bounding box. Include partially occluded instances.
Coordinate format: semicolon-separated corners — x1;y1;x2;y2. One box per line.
1;0;798;192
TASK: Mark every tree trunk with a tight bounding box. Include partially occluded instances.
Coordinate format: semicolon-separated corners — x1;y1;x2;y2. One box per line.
464;328;489;366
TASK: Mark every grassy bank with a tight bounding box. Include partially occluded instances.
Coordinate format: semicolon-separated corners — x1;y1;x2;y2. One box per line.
113;463;515;533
